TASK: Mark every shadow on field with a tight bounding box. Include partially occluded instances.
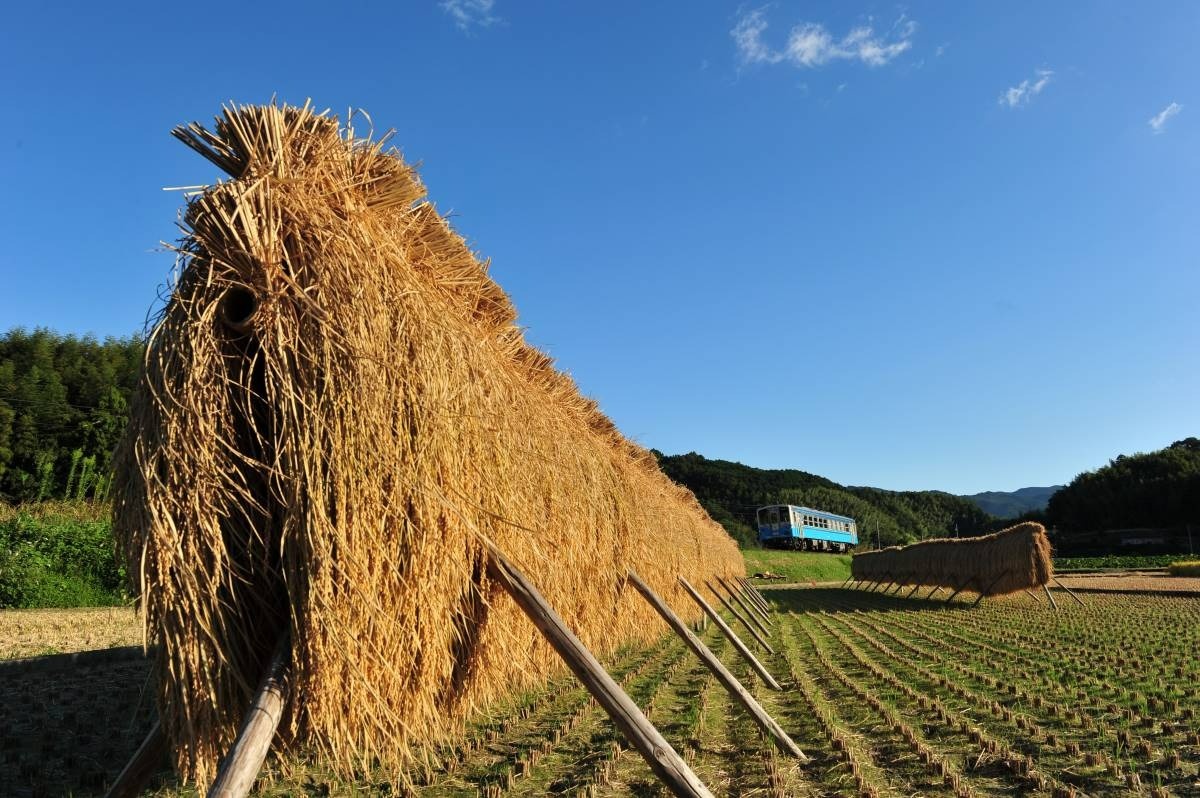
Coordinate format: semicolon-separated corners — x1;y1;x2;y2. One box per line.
0;649;172;797
764;586;974;614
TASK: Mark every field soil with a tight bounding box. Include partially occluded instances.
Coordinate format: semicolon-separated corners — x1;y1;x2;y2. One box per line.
1056;572;1200;594
0;607;140;659
4;589;1200;796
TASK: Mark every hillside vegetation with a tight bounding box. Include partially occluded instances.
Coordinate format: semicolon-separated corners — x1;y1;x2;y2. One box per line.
656;451;993;548
1046;437;1200;531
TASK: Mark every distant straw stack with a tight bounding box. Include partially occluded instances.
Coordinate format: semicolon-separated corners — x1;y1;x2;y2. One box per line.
851;522;1053;596
112;101;742;788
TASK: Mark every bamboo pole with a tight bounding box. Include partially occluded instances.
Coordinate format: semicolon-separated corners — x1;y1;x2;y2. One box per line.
207;631;291;798
925;586;940;599
904;585;920;599
1052;577;1085;606
104;722;167;798
1042;583;1059;610
737;576;771;612
840;576;853;588
722;575;770;624
735;576;772;615
706;582;774;654
1024;588;1042;602
971;572;1009;608
679;577;782;691
486;544;713;798
717;576;772;631
627;572;805;760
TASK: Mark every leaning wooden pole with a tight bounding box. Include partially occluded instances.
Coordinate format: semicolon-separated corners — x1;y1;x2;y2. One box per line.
627;571;806;760
1052;577;1085;606
738;576;771;611
679;577;782;691
104;721;167;798
717;576;772;632
485;543;714;798
722;576;771;626
707;582;774;654
1042;583;1059;610
207;631;291;798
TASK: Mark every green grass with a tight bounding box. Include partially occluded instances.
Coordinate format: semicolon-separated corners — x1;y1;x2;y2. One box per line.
1053;554;1182;571
1168;560;1200;577
741;548;852;583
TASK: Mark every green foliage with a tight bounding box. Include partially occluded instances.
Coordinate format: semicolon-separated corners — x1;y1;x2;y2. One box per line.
0;328;142;503
1053;554;1180;570
1167;560;1200;577
1046;438;1200;532
742;549;852;583
656;451;994;548
0;503;125;608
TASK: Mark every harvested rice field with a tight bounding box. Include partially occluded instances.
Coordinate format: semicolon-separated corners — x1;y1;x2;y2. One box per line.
1055;573;1200;594
0;606;139;659
4;589;1200;797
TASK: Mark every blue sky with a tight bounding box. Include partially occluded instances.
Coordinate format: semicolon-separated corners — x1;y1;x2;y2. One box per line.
0;1;1195;494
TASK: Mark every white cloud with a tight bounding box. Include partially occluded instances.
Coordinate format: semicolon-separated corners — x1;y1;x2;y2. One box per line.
1149;101;1182;134
732;8;916;69
1000;69;1053;108
441;0;499;31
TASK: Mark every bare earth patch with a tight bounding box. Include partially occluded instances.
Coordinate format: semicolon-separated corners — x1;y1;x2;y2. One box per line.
1056;572;1200;594
0;607;141;660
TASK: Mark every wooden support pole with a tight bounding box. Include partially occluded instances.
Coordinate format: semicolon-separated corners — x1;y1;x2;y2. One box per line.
104;721;167;798
679;577;782;691
485;545;713;798
904;585;920;599
737;576;772;615
722;575;770;624
627;572;806;760
840;576;853;589
207;631;291;798
888;583;905;595
737;577;771;612
1042;583;1059;610
943;583;967;604
707;582;774;654
971;572;1009;608
925;586;940;599
1024;588;1041;602
718;576;772;630
1052;577;1085;606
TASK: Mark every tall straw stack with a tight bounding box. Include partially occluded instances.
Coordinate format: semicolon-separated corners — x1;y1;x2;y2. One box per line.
850;522;1053;596
113;101;742;788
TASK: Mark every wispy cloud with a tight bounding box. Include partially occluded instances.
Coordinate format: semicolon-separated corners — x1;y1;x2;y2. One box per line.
1149;101;1182;134
441;0;499;32
732;8;917;70
999;69;1053;108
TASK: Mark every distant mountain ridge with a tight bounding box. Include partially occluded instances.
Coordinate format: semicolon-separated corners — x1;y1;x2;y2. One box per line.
961;486;1063;519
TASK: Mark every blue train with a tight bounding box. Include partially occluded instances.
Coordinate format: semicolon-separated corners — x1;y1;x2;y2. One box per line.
756;504;858;552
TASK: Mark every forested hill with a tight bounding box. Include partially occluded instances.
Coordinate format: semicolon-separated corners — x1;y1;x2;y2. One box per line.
655;451;994;548
1045;438;1200;532
962;486;1063;518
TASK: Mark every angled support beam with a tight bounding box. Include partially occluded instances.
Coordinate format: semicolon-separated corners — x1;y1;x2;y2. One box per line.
707;582;774;654
1042;583;1059;610
970;572;1010;608
487;544;713;798
207;631;291;798
718;576;772;631
737;577;771;612
840;576;853;589
104;722;167;798
1024;588;1041;602
680;577;782;691
904;585;920;599
627;572;805;760
1052;577;1085;606
925;586;941;599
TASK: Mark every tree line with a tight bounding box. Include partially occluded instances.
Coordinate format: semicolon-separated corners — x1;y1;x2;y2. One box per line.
0;328;142;503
